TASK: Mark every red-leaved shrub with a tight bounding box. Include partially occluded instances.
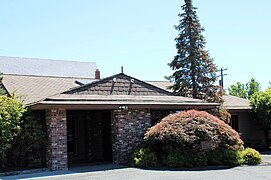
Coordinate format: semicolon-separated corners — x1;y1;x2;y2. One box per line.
145;110;243;151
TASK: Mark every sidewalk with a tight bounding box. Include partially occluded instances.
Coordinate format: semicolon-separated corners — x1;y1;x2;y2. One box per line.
0;153;270;179
0;163;126;180
261;151;271;165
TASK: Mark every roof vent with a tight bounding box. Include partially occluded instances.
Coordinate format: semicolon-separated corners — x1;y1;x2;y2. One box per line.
75;79;92;86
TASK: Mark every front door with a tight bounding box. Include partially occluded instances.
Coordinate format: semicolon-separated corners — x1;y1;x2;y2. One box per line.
67;110;112;164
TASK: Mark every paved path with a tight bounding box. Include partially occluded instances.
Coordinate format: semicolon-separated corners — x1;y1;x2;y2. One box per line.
1;153;271;180
261;151;271;165
1;164;271;180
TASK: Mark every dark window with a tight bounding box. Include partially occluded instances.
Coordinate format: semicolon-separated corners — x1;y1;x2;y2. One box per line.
67;116;77;156
231;115;239;132
151;110;172;126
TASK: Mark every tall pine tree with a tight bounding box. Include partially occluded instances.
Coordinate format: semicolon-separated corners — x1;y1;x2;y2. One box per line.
168;0;219;102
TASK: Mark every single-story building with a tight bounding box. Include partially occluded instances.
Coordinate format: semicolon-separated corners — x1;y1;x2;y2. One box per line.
0;56;266;170
223;95;266;148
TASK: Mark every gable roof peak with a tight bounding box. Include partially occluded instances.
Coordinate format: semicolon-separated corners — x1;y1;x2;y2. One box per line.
63;73;173;96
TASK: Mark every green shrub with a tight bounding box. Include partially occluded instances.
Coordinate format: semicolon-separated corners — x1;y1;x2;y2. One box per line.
133;148;158;168
6;111;46;167
239;148;262;165
161;146;208;168
206;149;224;166
221;149;240;165
162;147;187;167
0;95;26;167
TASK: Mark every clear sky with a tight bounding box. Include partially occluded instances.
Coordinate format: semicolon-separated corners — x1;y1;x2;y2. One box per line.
0;0;270;91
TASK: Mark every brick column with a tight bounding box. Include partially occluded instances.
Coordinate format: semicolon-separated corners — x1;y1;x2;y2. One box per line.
46;109;68;171
111;109;151;165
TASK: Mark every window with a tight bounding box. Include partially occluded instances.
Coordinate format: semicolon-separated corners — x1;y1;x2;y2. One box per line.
150;110;173;126
67;116;77;156
231;115;239;132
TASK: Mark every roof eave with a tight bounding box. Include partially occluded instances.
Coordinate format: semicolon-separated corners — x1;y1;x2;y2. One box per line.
28;100;219;110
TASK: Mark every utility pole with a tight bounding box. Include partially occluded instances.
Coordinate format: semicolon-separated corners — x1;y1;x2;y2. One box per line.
217;68;227;89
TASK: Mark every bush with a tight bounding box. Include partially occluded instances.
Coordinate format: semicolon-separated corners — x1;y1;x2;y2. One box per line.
239;148;262;165
145;110;243;151
161;146;207;167
206;149;240;166
6;111;46;167
0;95;26;167
133;148;158;168
133;110;245;168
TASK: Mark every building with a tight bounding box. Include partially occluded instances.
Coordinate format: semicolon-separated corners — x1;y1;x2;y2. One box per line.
223;95;265;148
0;56;220;170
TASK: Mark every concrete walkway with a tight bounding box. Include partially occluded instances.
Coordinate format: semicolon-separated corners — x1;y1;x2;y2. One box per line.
1;164;271;180
261;151;271;165
1;153;270;180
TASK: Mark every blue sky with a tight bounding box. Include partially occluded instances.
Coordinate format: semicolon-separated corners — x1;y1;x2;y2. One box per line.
0;0;270;91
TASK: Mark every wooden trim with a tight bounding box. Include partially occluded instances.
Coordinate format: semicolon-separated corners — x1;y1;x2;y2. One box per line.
30;103;218;110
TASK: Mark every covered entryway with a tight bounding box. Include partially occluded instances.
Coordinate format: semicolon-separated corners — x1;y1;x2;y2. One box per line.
67;110;112;164
35;73;219;170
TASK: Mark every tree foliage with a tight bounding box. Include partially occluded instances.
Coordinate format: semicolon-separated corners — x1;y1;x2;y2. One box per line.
167;0;219;102
228;78;260;99
250;89;271;130
250;88;271;147
0;73;6;95
247;78;261;99
228;82;247;99
6;111;46;167
0;95;26;166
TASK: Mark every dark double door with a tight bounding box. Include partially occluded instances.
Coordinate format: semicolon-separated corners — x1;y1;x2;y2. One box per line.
67;110;112;164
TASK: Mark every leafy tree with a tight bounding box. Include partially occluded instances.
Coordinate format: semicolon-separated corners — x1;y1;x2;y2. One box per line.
228;82;247;99
228;78;260;99
7;111;46;167
0;73;6;95
167;0;219;102
247;78;260;99
250;88;271;148
0;95;26;167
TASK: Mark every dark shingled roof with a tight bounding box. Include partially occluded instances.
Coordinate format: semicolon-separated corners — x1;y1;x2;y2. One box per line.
222;95;251;110
63;73;173;96
146;81;252;111
2;74;85;105
0;56;98;78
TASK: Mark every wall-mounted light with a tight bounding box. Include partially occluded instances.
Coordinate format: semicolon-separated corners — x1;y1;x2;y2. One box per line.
119;105;128;111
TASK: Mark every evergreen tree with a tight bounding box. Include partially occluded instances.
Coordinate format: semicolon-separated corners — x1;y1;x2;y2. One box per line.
168;0;219;102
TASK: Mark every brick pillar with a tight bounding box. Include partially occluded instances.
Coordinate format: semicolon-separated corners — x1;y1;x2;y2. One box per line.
46;109;68;171
111;109;151;165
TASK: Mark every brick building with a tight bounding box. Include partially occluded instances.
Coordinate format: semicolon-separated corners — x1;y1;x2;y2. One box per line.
0;56;264;171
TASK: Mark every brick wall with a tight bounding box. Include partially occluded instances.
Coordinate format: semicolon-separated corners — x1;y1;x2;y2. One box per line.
46;109;68;171
111;109;151;165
